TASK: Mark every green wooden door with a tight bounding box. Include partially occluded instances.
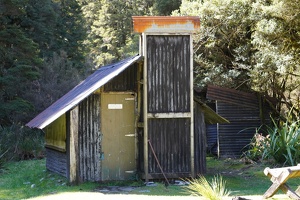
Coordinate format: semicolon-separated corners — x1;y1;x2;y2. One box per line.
101;93;136;180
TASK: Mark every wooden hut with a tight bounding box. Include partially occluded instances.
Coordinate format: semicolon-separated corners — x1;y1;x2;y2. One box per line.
26;16;205;184
206;85;272;158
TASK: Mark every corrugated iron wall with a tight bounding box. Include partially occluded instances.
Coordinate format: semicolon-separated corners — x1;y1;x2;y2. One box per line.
78;94;101;181
206;124;218;155
147;35;190;113
217;102;261;157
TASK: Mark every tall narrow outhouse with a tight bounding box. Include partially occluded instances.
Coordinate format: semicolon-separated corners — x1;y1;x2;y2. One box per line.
132;16;201;180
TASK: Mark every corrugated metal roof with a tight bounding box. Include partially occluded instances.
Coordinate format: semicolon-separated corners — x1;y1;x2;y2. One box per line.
132;16;200;33
206;85;258;108
26;55;143;129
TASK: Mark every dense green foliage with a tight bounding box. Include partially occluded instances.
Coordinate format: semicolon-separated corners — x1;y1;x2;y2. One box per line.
174;0;300;120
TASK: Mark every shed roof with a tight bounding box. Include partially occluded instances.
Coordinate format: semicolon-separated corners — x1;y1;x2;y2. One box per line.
206;85;259;108
26;55;143;129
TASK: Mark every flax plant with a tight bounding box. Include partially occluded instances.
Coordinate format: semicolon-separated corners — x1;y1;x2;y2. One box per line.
184;175;231;200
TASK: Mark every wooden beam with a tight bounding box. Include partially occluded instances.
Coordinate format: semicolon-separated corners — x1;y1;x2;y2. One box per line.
147;112;191;119
67;106;79;184
143;33;149;182
190;34;195;178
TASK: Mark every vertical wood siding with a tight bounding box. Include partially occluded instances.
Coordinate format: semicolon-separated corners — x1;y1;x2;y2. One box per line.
148;118;191;177
104;63;138;92
78;94;101;181
146;35;190;113
46;148;67;177
194;103;206;175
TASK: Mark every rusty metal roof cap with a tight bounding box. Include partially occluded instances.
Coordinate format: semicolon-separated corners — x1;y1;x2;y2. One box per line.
132;16;200;33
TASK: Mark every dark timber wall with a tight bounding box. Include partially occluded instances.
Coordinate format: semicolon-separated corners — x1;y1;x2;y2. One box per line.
146;35;193;178
46;148;67;177
78;94;101;181
147;36;190;113
194;102;206;175
148;118;191;177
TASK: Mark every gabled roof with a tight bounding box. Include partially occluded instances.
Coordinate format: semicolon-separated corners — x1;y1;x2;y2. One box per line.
26;55;143;129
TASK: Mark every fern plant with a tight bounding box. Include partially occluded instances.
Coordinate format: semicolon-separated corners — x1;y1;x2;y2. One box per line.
184;175;231;200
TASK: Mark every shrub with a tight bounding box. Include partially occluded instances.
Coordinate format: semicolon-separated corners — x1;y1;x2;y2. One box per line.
184;175;231;200
0;124;45;163
245;117;300;166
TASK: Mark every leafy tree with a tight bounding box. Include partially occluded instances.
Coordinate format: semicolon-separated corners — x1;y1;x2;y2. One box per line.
250;0;300;118
174;0;254;91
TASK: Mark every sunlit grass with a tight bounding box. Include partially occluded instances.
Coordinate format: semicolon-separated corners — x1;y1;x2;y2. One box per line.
0;157;299;199
0;159;97;200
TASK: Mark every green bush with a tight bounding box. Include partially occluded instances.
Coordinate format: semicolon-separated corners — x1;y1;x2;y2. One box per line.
246;118;300;166
0;124;45;163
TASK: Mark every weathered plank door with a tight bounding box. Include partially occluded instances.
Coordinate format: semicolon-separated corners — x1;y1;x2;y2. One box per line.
101;93;136;180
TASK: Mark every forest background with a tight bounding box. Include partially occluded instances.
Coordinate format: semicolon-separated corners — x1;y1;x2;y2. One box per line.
0;0;299;161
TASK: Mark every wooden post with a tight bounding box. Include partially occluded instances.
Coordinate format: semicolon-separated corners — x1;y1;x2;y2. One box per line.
67;106;79;184
142;32;149;181
190;34;195;178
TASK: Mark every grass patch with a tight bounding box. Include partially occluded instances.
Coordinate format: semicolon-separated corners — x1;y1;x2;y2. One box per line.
0;159;97;200
1;157;299;199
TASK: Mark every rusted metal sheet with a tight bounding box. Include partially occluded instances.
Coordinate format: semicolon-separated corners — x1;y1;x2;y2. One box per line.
78;94;101;182
147;35;190;113
132;16;200;33
147;118;191;178
26;55;142;129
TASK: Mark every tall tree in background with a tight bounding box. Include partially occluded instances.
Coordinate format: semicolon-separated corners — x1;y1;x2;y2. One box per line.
153;0;181;15
0;0;88;125
0;0;41;125
81;0;154;66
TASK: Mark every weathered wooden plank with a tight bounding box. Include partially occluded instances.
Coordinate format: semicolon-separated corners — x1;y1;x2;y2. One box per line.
68;106;79;184
263;165;300;200
78;94;101;182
